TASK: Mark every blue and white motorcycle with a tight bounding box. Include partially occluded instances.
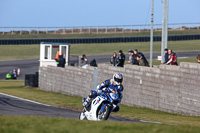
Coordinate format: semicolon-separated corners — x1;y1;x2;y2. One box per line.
79;88;120;121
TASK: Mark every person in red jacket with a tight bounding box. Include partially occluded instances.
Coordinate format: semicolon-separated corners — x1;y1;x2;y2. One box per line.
165;49;178;65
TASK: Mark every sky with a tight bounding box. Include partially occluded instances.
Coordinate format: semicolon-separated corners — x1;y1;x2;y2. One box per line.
0;0;200;27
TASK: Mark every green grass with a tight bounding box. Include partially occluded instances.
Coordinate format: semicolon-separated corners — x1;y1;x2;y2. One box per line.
1;80;200;133
0;29;199;39
0;40;200;61
1;115;200;133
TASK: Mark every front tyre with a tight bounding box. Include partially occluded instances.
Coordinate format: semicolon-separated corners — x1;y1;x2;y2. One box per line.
98;104;112;120
79;109;86;120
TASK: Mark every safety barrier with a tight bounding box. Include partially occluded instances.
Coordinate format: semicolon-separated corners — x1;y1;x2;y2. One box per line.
39;62;200;116
0;34;200;45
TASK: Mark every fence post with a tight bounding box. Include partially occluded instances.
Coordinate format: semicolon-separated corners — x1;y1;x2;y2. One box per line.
37;27;39;34
54;27;56;34
20;27;22;35
89;26;91;34
80;27;82;34
3;27;5;35
29;27;31;34
139;25;141;32
97;26;99;34
72;27;74;34
46;27;48;34
63;27;65;34
12;27;14;35
105;26;107;33
115;26;117;33
131;25;133;32
188;23;190;30
122;25;124;33
198;23;200;30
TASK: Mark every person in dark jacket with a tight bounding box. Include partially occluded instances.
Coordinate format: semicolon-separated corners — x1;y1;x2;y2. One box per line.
110;52;118;66
117;50;125;67
164;48;169;63
128;50;137;65
136;55;147;66
57;55;66;68
134;49;149;66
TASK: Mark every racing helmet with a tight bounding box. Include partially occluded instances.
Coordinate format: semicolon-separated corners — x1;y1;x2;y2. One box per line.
113;73;123;85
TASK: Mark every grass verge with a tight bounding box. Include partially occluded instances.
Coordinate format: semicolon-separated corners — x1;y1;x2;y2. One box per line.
0;40;200;60
1;115;200;133
0;80;200;133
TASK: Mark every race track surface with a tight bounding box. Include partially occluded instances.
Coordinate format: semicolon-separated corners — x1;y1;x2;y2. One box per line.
0;51;199;79
0;93;154;123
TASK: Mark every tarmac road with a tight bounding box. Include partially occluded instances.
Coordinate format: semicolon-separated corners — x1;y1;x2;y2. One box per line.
0;51;199;80
0;93;154;123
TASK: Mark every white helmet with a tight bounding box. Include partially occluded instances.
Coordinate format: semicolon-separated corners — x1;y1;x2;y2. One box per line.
113;73;123;85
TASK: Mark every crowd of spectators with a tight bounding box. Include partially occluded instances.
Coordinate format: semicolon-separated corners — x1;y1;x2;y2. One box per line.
110;49;149;67
55;48;180;68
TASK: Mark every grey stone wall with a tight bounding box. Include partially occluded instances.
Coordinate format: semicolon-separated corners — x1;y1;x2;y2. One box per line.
39;66;95;97
39;62;200;116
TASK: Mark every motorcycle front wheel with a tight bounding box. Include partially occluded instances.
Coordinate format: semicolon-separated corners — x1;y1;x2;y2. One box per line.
79;108;86;120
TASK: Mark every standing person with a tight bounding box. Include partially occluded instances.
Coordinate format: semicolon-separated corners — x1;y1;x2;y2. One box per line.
57;55;66;68
80;54;88;68
117;50;125;67
55;50;62;62
128;49;133;64
110;52;118;66
128;50;137;65
165;49;178;65
164;48;169;63
134;49;149;66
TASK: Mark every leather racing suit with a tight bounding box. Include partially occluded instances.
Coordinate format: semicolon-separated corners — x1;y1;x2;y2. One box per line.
83;78;124;112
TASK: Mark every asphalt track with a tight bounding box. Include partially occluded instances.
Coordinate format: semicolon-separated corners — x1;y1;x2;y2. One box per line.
0;51;199;79
0;93;160;123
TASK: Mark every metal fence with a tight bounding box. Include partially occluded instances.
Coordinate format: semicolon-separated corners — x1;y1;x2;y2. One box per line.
0;23;199;35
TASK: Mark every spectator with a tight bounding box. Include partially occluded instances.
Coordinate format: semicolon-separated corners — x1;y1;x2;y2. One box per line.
128;50;137;65
165;49;178;65
80;54;88;68
136;55;147;66
117;50;125;67
110;52;118;66
55;50;62;62
57;55;66;68
90;59;97;67
197;54;200;63
164;48;169;63
134;49;149;66
128;49;132;64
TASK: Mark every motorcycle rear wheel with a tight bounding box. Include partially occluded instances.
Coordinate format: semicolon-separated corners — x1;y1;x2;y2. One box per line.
98;104;112;120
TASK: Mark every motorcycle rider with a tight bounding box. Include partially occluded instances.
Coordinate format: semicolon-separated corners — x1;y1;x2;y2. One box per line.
82;73;124;112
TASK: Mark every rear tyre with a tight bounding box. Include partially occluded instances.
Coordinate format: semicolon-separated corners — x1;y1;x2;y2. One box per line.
98;104;112;120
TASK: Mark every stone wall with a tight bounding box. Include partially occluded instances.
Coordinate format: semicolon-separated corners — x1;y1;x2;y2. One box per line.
39;62;200;116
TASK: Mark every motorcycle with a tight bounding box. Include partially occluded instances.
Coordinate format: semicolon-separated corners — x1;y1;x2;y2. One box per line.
79;87;120;121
